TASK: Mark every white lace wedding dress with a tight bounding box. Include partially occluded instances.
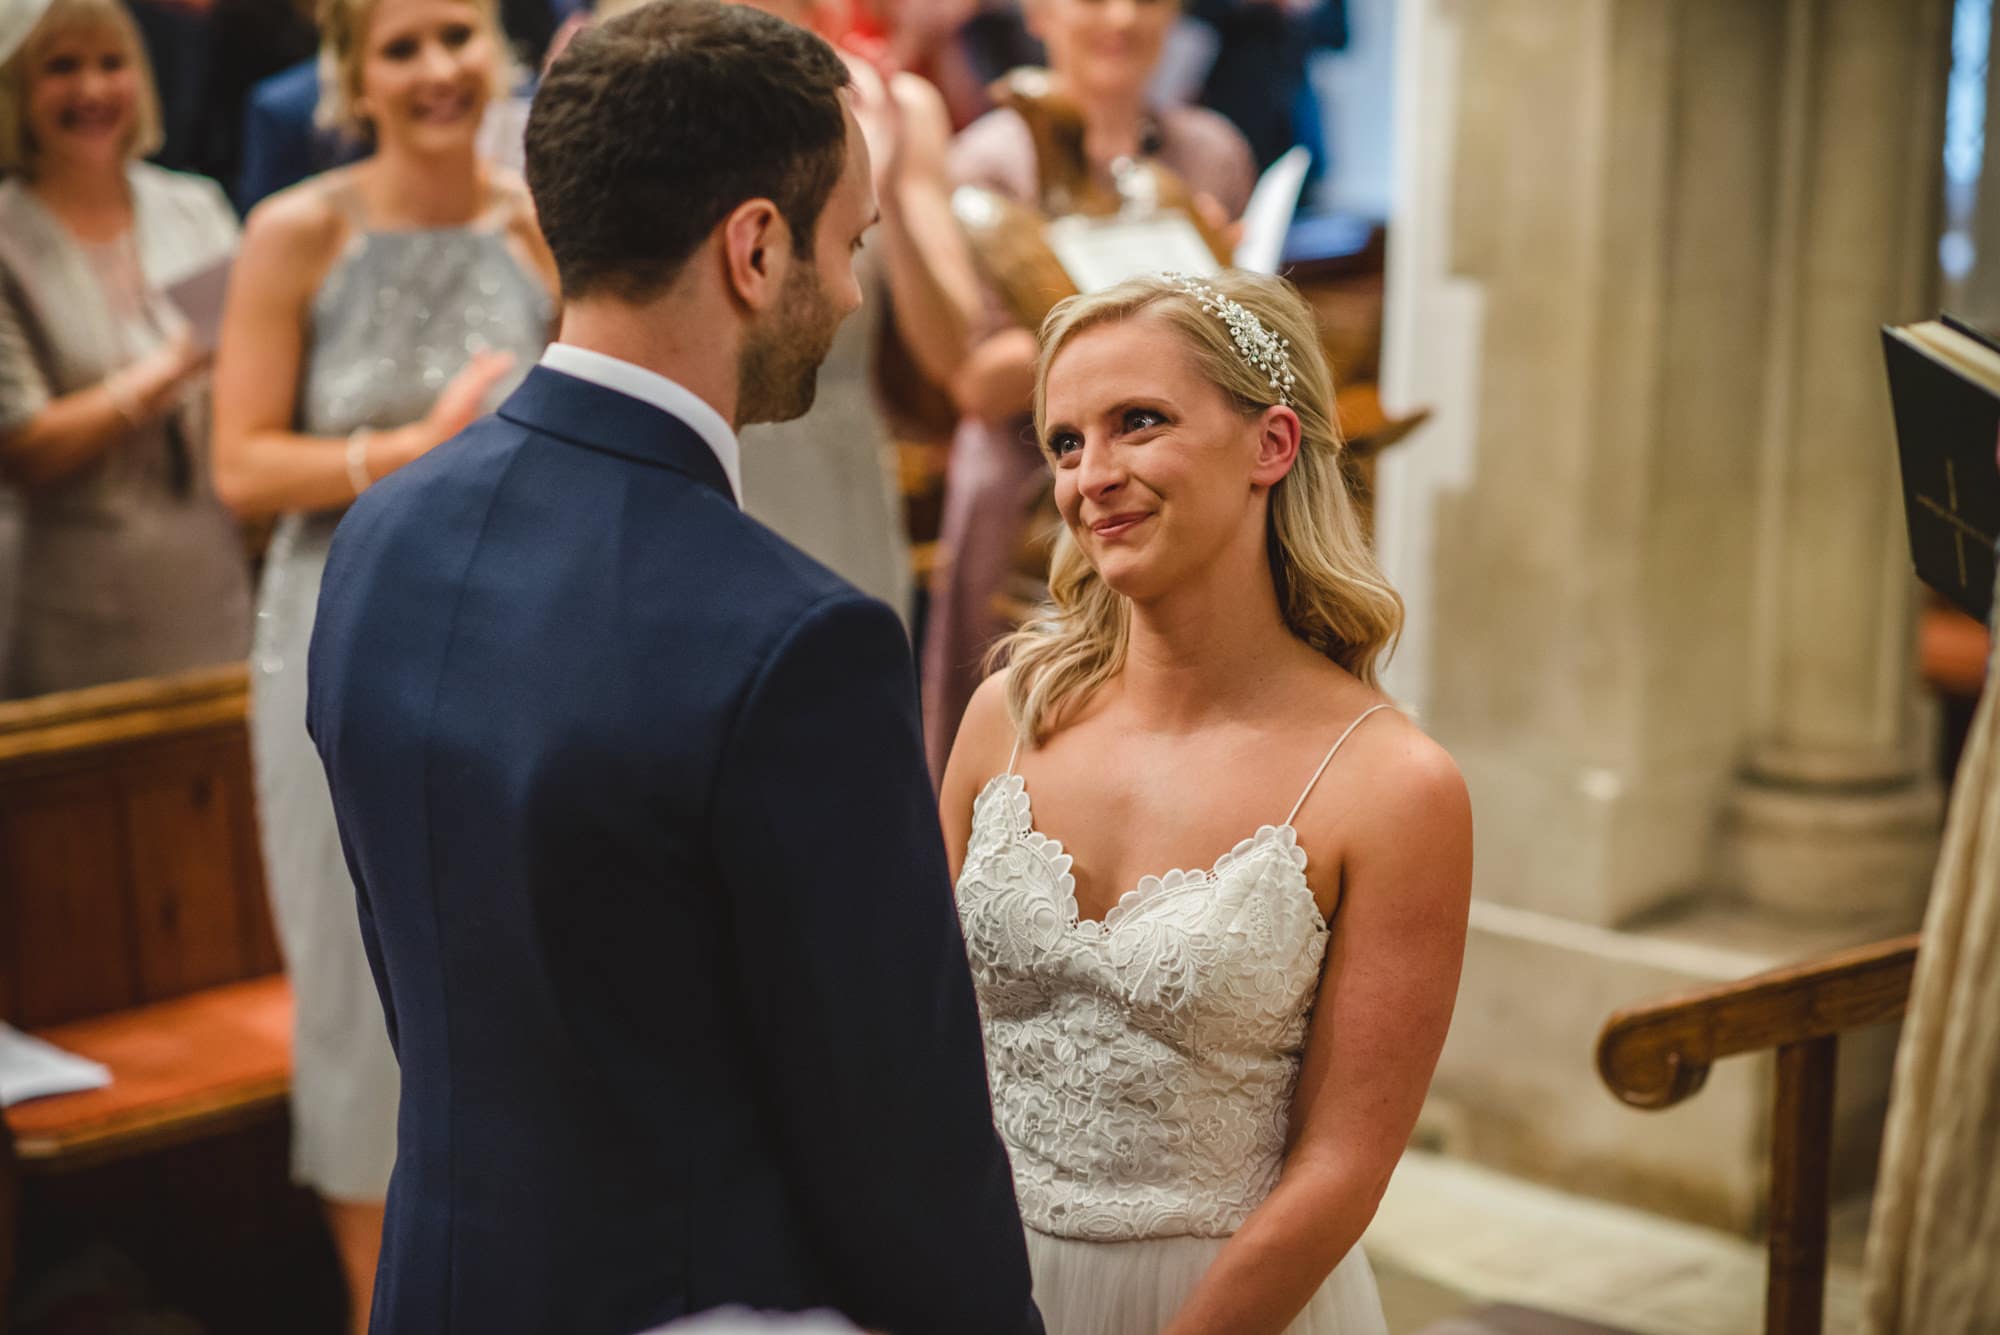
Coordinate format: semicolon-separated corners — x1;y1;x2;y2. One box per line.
957;707;1393;1335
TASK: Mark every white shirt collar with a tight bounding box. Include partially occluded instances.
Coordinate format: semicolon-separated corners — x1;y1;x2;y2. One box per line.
538;343;742;503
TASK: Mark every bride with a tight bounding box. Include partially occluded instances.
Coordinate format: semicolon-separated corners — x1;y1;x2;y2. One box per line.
941;270;1473;1335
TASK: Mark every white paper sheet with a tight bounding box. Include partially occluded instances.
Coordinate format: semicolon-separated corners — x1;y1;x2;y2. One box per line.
1234;145;1314;275
0;1022;111;1108
1045;212;1222;294
163;254;234;356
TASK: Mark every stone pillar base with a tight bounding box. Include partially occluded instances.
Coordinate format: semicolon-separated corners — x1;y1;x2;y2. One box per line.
1721;777;1941;927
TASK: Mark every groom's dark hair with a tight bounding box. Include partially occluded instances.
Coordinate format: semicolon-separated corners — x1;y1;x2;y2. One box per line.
525;0;852;302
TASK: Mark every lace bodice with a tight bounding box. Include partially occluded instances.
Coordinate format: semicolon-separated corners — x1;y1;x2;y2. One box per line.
958;773;1334;1241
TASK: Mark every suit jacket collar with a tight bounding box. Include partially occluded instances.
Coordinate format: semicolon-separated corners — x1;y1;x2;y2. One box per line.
498;365;738;505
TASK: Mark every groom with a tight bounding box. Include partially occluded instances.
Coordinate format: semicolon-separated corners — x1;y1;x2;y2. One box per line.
305;4;1041;1332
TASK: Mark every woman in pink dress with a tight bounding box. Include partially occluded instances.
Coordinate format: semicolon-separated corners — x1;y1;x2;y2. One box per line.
920;0;1256;778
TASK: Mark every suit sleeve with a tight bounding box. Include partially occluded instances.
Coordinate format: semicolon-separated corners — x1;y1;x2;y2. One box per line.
306;561;401;1057
711;592;1043;1335
338;832;400;1057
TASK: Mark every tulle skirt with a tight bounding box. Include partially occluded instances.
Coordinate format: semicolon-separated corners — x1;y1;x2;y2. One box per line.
1025;1227;1388;1335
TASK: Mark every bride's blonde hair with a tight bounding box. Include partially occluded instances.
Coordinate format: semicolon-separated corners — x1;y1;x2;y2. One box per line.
1000;270;1403;744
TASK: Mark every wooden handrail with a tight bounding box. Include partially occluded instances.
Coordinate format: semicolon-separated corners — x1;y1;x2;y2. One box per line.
1596;933;1920;1110
1595;933;1921;1335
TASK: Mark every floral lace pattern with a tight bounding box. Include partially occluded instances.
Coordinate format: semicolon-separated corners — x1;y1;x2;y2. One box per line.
958;773;1331;1241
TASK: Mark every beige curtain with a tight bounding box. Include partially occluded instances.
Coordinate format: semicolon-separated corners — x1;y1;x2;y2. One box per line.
1863;638;2000;1333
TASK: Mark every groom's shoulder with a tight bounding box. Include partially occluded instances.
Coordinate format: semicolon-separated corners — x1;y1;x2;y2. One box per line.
695;510;892;646
337;411;522;539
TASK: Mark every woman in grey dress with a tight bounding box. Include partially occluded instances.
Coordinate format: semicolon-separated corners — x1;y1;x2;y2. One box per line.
741;240;916;613
210;0;553;1324
740;40;980;617
0;0;250;697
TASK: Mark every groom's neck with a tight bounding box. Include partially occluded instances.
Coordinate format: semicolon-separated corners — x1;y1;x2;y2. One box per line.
555;288;741;430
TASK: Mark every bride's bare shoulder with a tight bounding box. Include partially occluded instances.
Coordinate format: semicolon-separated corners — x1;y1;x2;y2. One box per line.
1286;651;1463;811
939;669;1020;811
1352;706;1460;788
1321;700;1470;860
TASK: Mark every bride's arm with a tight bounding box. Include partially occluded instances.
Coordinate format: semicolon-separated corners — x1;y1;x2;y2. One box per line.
1160;728;1473;1335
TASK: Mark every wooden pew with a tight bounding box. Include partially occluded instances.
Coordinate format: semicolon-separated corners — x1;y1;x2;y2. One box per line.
0;664;281;1026
0;1120;14;1321
0;665;311;1332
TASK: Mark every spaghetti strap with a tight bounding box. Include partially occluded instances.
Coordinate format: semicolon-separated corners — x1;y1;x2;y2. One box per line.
1284;703;1395;826
1005;736;1022;775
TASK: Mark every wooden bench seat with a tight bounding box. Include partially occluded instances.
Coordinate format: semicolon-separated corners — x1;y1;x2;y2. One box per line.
8;975;292;1172
0;664;299;1328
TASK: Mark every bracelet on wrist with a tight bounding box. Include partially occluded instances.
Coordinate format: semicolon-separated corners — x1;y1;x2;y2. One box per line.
346;427;375;497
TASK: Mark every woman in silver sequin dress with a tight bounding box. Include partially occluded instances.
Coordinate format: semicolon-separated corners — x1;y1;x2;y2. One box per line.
210;0;553;1324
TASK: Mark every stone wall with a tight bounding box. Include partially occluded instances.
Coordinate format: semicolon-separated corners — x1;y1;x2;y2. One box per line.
1375;0;1952;1231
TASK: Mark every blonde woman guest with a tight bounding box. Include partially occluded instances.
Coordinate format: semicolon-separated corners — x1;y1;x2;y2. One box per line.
921;0;1255;776
0;0;249;696
211;0;554;1322
942;271;1472;1335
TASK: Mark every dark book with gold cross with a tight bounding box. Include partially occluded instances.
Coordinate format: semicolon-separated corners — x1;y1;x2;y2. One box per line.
1882;315;2000;621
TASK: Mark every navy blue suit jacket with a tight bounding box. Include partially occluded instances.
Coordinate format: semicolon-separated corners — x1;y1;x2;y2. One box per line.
235;60;365;211
307;367;1041;1335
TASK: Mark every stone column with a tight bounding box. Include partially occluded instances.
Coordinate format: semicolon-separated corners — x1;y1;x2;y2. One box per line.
1724;0;1950;927
1375;0;1951;1230
1965;6;2000;326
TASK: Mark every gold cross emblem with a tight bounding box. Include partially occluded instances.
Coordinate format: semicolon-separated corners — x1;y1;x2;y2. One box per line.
1915;458;1997;590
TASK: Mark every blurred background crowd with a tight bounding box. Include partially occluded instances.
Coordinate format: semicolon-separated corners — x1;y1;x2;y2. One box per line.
0;0;1394;1326
0;0;1387;748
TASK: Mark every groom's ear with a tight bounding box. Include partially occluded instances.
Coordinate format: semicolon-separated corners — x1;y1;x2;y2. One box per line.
720;198;791;313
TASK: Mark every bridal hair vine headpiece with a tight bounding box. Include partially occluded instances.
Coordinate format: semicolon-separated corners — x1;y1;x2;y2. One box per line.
1161;272;1298;408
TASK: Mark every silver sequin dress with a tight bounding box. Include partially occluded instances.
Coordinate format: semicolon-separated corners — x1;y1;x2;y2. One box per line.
251;193;549;1201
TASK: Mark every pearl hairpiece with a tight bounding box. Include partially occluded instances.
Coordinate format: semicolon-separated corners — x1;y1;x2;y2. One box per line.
1162;272;1298;408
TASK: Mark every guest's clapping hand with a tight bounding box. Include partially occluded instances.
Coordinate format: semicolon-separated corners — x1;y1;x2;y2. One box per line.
359;349;516;480
407;350;516;462
111;328;208;424
427;349;516;439
849;57;911;193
